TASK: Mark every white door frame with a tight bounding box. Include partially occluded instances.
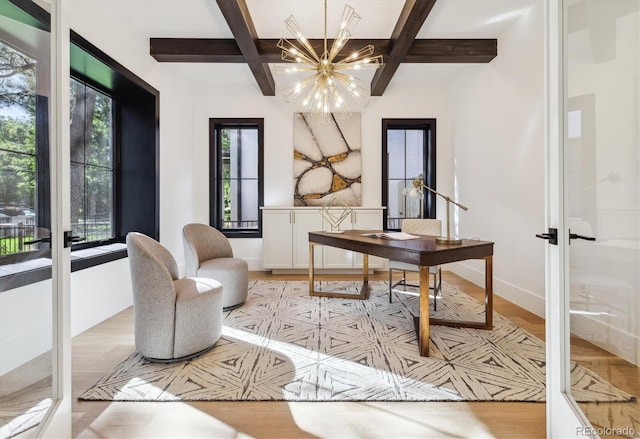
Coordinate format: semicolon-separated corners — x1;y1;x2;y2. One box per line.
36;0;72;436
545;1;595;437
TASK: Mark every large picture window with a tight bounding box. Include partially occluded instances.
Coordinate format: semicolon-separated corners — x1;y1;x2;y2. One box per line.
382;119;436;230
69;78;115;244
210;118;264;238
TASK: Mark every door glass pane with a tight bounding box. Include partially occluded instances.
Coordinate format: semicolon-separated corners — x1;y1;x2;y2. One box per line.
566;0;640;433
0;0;54;436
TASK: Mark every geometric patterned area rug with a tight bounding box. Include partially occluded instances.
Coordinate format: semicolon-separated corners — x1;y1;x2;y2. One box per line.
78;280;636;403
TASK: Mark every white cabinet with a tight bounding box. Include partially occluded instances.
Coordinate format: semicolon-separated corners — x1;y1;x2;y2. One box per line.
262;207;385;271
262;208;322;269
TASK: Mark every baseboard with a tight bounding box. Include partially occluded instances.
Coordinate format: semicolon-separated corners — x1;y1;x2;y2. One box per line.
270;268;379;275
446;262;545;318
570;313;640;366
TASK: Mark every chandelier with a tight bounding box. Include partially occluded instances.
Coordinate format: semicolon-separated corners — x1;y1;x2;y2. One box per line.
276;0;383;124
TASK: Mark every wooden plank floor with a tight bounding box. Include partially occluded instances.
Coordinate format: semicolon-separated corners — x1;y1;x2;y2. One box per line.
69;271;638;439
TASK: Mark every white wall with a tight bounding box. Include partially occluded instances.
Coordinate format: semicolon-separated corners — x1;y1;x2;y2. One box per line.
0;260;132;375
447;1;546;316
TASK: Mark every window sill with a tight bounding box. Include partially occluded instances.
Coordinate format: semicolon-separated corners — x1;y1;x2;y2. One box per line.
0;243;128;292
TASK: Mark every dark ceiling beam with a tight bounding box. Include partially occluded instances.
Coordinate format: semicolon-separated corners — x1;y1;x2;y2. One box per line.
150;38;242;62
402;39;497;63
215;0;275;95
256;39;391;64
371;0;438;96
150;38;496;64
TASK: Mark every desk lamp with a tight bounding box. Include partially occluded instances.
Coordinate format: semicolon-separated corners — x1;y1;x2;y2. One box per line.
404;176;468;245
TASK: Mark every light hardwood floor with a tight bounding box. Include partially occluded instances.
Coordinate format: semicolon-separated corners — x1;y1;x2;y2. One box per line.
69;272;638;439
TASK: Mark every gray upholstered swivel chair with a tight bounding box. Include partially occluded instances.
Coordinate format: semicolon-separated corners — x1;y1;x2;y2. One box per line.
182;223;249;310
126;232;223;362
388;219;443;309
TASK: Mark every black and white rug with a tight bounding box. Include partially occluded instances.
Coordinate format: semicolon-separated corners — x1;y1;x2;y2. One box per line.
78;280;635;403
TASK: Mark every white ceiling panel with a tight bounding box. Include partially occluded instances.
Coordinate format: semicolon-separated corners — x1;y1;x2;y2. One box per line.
66;0;540;88
246;0;405;39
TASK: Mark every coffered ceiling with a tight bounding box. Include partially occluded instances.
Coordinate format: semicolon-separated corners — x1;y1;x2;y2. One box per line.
70;0;539;91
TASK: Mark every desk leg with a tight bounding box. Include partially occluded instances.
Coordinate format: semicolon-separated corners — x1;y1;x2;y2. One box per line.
363;253;369;285
429;255;494;331
308;245;369;300
308;243;315;296
419;265;431;357
485;255;493;329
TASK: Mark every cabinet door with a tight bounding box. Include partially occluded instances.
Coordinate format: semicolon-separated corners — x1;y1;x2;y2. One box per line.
352;210;384;269
322;209;355;268
292;210;323;269
262;210;293;269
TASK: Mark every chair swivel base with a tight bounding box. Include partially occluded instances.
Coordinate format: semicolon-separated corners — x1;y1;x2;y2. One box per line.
141;344;216;363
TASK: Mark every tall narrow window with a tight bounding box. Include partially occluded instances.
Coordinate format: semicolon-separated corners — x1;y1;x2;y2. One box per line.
69;78;115;244
210;118;264;238
382;119;436;230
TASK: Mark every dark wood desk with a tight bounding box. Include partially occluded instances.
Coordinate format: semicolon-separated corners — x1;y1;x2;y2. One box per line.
308;230;494;357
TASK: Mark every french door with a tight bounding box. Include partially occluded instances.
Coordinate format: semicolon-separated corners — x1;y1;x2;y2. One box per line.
546;1;639;437
0;0;71;436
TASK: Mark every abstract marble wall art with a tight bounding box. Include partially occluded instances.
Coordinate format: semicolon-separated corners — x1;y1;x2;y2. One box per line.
293;113;362;206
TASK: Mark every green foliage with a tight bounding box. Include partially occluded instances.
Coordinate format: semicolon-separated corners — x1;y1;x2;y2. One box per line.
0;41;36;209
0;42;36;112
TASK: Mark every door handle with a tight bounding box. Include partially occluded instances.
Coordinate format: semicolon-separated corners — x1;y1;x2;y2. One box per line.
535;227;558;245
569;230;596;243
24;236;51;245
64;230;84;248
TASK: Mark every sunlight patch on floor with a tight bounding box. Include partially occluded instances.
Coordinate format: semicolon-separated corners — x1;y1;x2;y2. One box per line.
222;325;463;400
287;401;496;439
76;402;254;439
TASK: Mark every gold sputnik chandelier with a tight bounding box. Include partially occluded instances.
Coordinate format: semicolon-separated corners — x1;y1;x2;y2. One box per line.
276;0;383;124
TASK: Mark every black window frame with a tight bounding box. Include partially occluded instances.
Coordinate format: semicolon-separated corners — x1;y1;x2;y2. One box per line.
209;118;264;239
382;118;437;231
